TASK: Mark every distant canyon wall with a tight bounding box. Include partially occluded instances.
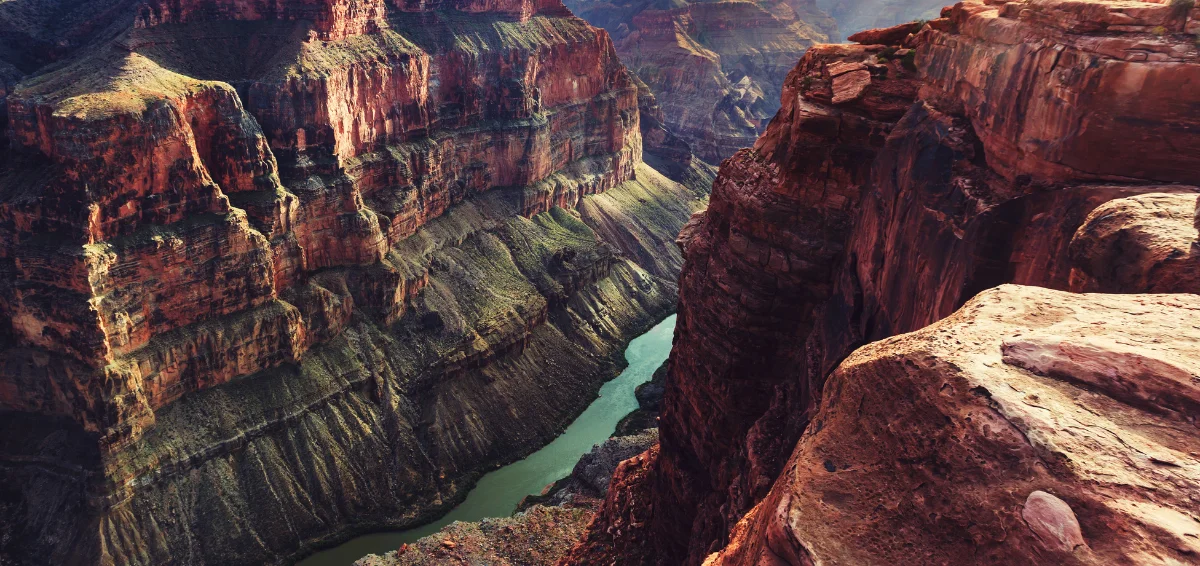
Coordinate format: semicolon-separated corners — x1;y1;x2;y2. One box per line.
564;0;836;163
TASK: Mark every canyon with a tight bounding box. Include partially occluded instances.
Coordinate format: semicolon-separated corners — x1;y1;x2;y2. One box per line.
0;0;713;565
562;0;1200;564
562;0;836;163
3;0;1199;564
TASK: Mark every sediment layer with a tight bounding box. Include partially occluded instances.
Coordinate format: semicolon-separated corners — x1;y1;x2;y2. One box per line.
0;1;711;563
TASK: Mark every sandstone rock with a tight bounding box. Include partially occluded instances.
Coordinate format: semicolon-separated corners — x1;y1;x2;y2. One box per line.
920;0;1200;184
0;3;709;565
1023;491;1086;553
1070;192;1200;293
1;1;642;440
830;67;871;104
703;286;1200;565
356;504;598;566
565;2;1200;565
572;429;660;494
846;21;923;45
562;41;923;566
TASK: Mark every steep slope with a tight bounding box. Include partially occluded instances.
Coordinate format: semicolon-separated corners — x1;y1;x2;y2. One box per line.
562;0;1200;564
0;2;712;565
563;0;836;163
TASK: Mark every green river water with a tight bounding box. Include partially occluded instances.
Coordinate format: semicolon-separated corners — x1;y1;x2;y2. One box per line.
296;314;677;566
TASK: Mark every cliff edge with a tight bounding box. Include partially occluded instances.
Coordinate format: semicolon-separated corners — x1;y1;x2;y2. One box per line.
562;0;1200;564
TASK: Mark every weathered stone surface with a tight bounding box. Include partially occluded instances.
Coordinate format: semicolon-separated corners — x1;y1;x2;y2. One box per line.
846;21;924;45
355;504;598;566
1023;491;1087;553
919;0;1200;184
564;0;836;163
1070;192;1200;293
704;286;1200;566
562;41;925;566
564;2;1200;565
571;429;661;495
1;2;641;435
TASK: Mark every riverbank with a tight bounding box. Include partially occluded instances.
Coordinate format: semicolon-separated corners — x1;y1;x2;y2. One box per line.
297;315;676;566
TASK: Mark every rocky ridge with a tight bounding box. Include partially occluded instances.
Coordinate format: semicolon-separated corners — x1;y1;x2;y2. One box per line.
707;285;1200;565
561;0;1200;564
0;1;713;564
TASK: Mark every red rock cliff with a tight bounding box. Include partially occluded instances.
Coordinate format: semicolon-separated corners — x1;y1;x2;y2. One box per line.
562;1;1200;564
0;1;712;564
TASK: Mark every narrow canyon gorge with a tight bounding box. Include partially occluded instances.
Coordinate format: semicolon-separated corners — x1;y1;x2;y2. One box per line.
561;0;1200;564
1;0;1198;565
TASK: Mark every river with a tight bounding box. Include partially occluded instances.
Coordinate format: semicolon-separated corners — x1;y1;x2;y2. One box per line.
296;313;677;566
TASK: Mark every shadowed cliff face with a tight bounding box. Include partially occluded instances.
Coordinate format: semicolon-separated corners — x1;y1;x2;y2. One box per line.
562;1;1200;564
0;1;714;564
563;0;836;163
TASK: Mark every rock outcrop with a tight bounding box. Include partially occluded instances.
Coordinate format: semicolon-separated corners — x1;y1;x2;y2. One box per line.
0;1;713;564
708;285;1200;565
562;1;1200;564
564;0;836;163
356;504;599;566
357;414;660;566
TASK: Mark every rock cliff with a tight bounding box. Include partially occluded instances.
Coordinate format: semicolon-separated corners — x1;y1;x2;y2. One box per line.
563;0;836;163
562;1;1200;564
709;285;1200;565
0;1;713;564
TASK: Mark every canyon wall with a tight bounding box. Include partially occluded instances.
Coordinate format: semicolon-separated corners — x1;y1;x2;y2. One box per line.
0;1;713;564
563;1;1200;564
563;0;836;163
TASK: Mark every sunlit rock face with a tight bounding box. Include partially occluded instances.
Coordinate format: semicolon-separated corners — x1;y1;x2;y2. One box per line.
707;285;1200;566
564;0;836;163
561;1;1200;564
0;0;715;563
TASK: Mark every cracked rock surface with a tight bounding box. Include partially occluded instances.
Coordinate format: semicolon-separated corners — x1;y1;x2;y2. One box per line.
706;285;1200;565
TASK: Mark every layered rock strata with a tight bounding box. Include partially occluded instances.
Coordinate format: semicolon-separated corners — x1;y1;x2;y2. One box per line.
564;0;836;163
0;1;712;564
562;1;1200;564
